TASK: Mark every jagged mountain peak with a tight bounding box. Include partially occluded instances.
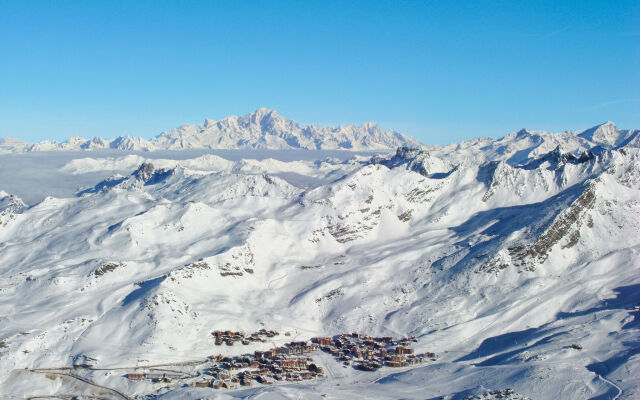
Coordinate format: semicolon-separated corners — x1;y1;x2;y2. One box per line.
133;162;155;182
515;128;533;137
371;146;452;177
152;109;418;150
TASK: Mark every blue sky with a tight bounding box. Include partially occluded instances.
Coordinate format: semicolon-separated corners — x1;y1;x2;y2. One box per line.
1;1;638;145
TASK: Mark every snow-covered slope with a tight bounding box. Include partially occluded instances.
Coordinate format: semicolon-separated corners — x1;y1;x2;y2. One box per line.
0;125;638;400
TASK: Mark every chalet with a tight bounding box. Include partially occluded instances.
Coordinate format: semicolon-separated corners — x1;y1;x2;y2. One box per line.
315;337;333;346
126;373;144;380
280;359;296;368
386;361;402;367
194;381;211;388
286;343;311;354
396;346;413;355
222;381;236;389
406;357;421;365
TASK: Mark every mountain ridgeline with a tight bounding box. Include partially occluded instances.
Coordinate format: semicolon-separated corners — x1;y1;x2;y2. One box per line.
0;117;639;399
0;108;420;152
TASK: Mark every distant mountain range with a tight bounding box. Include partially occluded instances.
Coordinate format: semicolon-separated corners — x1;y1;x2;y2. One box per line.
0;108;420;152
1;109;637;158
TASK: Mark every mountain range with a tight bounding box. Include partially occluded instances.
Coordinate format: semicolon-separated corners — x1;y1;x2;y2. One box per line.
0;115;638;399
0;108;420;152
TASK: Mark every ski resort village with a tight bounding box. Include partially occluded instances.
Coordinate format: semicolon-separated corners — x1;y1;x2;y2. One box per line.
123;331;434;390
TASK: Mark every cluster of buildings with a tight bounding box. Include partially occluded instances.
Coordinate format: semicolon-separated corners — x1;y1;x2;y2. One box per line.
192;343;324;388
124;331;436;391
212;328;289;346
313;333;436;370
125;371;188;383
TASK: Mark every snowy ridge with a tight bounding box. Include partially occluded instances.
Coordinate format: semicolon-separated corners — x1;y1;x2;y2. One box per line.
0;108;419;152
421;121;640;165
2;110;638;156
0;125;639;399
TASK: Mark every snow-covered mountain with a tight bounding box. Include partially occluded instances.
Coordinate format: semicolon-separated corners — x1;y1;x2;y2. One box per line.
0;122;638;399
0;108;420;152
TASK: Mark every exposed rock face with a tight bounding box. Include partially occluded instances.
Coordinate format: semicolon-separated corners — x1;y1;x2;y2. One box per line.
133;162;155;182
483;182;599;273
372;147;452;176
0;191;25;227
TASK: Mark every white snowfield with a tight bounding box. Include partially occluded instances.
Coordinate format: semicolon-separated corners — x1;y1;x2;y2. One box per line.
0;120;638;399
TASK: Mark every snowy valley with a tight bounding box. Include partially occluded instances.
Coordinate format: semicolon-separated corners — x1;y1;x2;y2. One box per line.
0;117;639;399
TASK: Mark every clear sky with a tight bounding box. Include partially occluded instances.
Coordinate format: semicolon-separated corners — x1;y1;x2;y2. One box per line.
1;1;638;145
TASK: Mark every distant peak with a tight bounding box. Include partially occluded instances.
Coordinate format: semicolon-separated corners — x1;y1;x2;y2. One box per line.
254;107;277;114
516;128;532;136
248;107;280;119
362;121;378;129
588;121;616;131
578;121;619;144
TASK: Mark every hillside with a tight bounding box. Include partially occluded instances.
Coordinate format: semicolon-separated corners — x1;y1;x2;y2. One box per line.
0;123;638;399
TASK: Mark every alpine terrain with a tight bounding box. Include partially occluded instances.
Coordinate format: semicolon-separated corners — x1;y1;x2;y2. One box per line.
0;115;638;400
0;108;419;152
